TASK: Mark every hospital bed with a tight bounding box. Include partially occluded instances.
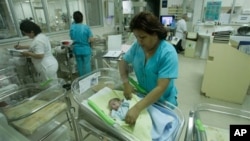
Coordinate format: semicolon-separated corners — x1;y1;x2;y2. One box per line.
71;68;185;141
184;103;250;141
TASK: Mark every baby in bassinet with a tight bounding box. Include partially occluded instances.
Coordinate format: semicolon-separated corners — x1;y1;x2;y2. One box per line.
108;98;130;120
108;97;176;141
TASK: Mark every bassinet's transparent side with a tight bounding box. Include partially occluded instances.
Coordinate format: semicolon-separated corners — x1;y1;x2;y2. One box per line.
72;68;185;141
185;103;250;141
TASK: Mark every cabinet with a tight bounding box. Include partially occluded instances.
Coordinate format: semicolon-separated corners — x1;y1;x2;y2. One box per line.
184;39;197;58
201;43;250;104
0;81;79;141
168;6;183;20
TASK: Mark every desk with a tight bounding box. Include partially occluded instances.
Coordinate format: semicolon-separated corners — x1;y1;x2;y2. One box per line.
198;32;211;59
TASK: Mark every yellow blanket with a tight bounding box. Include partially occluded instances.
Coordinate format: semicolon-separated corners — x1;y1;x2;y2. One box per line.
88;87;152;141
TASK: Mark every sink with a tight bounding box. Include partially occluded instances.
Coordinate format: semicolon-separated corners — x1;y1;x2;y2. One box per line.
198;32;212;59
198;32;211;38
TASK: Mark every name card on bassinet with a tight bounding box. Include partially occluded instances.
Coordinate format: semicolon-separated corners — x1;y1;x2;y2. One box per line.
79;72;100;94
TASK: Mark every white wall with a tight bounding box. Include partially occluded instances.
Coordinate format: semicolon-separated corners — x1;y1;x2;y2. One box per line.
241;0;250;10
193;0;203;24
79;0;117;37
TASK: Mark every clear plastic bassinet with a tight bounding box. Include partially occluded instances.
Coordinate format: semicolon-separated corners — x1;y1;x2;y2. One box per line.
0;66;21;96
0;78;78;141
184;103;250;141
71;68;185;141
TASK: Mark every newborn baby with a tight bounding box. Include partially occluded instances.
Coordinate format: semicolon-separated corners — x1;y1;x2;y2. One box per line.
108;98;130;120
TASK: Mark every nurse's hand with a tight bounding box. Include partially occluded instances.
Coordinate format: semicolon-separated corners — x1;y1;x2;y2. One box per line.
14;45;21;49
21;51;30;57
123;82;133;100
125;106;140;125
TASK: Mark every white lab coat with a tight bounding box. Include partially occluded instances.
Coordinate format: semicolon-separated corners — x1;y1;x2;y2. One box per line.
29;33;58;82
175;19;187;47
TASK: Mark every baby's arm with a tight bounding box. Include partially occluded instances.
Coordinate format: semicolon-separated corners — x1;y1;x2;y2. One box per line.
110;110;120;120
121;99;130;108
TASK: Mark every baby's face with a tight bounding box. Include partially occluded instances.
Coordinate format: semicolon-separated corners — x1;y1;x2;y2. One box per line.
109;100;120;111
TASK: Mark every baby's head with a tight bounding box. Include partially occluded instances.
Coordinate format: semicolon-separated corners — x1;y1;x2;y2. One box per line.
108;98;121;111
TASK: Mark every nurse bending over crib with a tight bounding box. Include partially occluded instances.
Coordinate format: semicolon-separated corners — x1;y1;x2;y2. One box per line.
14;20;58;82
108;98;130;121
119;11;179;125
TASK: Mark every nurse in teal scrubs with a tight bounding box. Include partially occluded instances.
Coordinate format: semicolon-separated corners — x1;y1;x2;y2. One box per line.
70;11;95;76
119;11;179;125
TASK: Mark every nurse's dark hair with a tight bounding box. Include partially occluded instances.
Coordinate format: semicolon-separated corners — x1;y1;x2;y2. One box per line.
129;11;167;40
73;11;83;23
20;19;41;36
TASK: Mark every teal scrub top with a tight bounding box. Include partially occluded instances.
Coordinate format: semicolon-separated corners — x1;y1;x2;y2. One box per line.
70;23;93;55
123;40;178;104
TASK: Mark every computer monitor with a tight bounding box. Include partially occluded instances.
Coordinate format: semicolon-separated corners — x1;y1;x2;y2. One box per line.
160;15;175;26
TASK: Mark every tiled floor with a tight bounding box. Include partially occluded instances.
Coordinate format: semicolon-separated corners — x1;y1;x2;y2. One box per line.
69;54;250;141
176;54;250;140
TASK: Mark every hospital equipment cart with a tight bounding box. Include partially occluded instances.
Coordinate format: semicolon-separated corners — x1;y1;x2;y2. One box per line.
54;43;77;83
